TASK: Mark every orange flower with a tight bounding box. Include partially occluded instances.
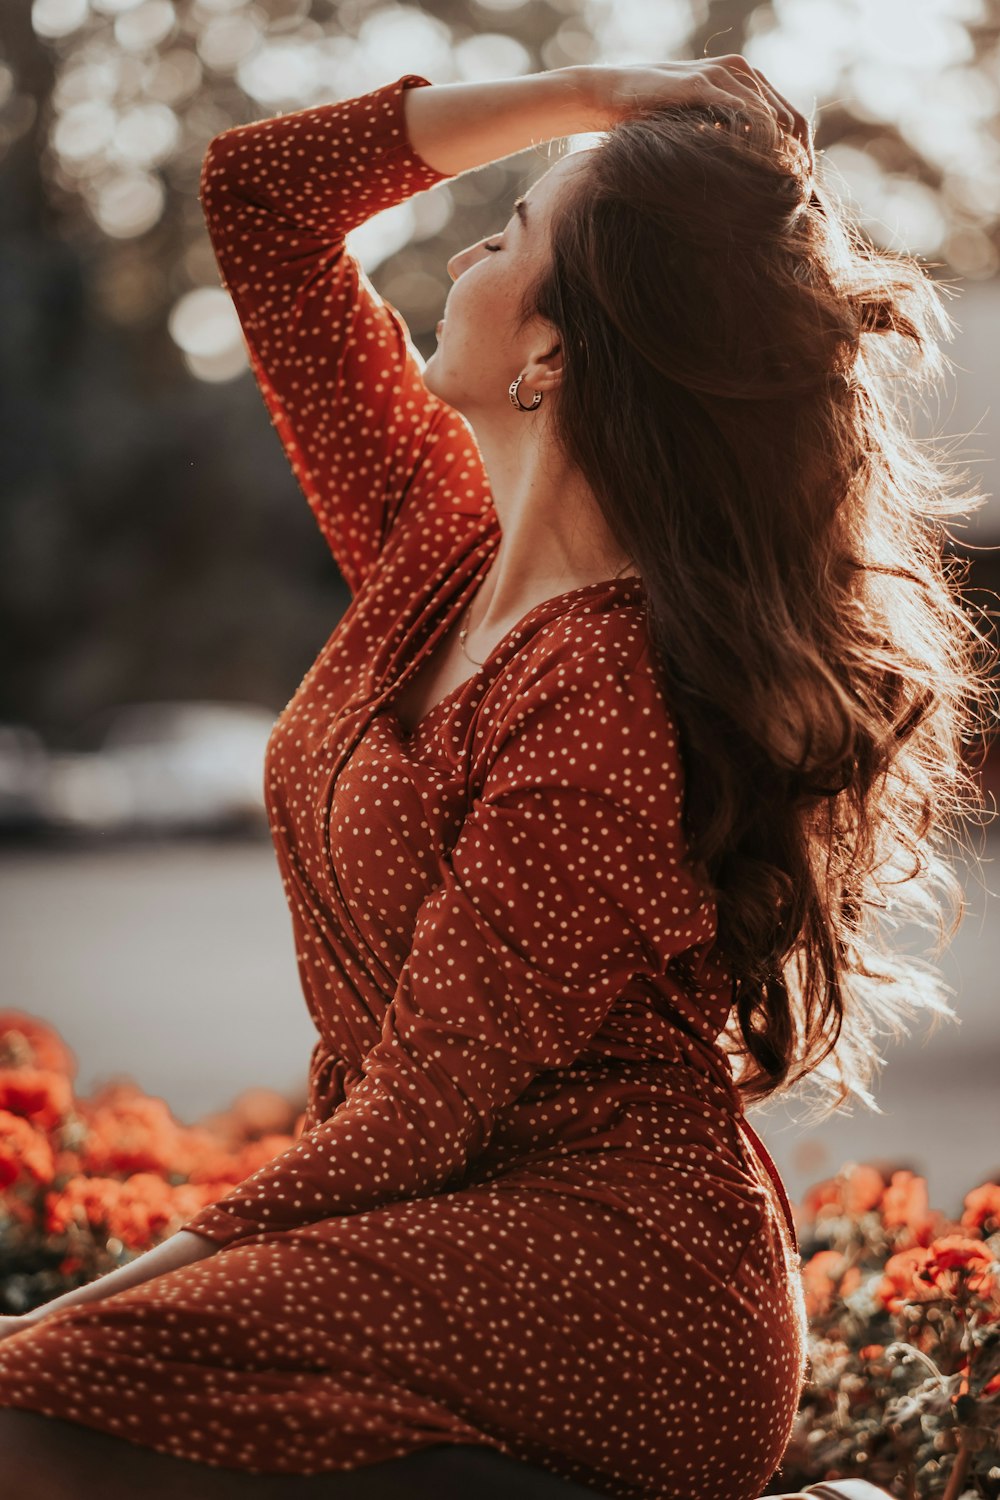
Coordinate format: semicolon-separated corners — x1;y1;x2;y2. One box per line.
0;1012;78;1078
802;1249;847;1319
801;1163;884;1224
859;1344;885;1360
174;1127;245;1184
51;1147;84;1181
196;1087;299;1146
230;1132;297;1178
0;1066;74;1131
953;1360;1000;1398
801;1178;843;1221
45;1177;121;1238
0;1108;55;1191
881;1170;936;1238
961;1182;1000;1236
46;1173;169;1251
876;1244;938;1313
100;1173;188;1248
171;1178;247;1223
75;1081;190;1177
924;1235;997;1299
841;1265;862;1298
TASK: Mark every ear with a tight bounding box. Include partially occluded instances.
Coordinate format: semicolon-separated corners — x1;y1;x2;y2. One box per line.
521;328;565;394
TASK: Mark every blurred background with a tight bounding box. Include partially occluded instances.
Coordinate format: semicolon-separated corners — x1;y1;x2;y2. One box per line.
1;0;998;1216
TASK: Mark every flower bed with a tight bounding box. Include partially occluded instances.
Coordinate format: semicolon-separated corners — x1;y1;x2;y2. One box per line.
2;1010;998;1498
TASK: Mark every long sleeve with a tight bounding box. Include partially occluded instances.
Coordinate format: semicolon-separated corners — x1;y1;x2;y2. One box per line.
178;622;724;1248
201;72;484;596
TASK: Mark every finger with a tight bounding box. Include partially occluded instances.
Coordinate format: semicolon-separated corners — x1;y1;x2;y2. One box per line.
747;79;815;168
713;58;815;166
735;70;807;152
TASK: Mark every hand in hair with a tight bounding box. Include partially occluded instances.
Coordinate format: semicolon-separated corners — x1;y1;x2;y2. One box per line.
576;55;815;170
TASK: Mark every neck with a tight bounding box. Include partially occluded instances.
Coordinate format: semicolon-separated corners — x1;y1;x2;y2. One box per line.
464;422;635;640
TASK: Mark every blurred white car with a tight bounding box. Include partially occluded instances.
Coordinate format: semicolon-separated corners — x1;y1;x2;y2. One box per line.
43;701;277;836
0;724;51;832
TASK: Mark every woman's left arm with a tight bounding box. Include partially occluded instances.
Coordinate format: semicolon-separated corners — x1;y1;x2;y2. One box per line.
6;1229;217;1334
175;621;725;1250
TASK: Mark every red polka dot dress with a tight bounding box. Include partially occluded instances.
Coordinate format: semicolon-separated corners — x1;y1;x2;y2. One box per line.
0;73;809;1499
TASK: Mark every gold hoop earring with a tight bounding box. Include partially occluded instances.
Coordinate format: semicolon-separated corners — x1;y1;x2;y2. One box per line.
508;374;543;411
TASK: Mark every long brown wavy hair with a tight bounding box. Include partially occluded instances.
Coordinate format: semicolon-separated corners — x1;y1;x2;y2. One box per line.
515;94;999;1121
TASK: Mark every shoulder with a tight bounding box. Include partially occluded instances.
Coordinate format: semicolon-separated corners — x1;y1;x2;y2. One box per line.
479;593;683;766
494;593;656;705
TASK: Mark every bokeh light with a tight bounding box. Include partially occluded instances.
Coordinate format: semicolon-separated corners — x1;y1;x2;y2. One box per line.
30;0;90;42
453;33;532;80
91;167;166;237
114;0;177;53
18;0;1000;383
169;285;248;380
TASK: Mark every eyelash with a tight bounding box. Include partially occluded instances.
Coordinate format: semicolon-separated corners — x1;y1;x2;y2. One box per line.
483;240;502;252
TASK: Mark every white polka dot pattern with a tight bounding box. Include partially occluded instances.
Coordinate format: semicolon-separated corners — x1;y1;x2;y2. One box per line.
0;74;810;1497
194;70;481;596
180;624;738;1242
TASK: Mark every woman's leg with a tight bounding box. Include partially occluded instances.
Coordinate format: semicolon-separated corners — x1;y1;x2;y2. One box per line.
0;1409;609;1500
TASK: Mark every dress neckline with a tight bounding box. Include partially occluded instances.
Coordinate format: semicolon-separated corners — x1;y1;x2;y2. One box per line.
385;566;645;743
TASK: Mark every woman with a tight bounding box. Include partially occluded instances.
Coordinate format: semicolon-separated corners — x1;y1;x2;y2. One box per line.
0;55;989;1500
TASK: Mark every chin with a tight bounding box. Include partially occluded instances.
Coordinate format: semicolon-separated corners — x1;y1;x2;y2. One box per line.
420;360;450;398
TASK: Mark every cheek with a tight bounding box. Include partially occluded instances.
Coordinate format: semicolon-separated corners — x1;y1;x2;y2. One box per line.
450;273;516;348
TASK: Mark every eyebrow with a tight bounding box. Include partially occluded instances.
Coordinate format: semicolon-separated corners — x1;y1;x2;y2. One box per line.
513;195;529;229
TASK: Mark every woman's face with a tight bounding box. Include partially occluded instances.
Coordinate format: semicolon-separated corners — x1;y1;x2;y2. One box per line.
421;151;592;420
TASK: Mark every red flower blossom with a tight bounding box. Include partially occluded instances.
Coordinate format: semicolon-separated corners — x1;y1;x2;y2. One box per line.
44;1177;121;1238
801;1162;885;1224
175;1129;246;1184
0;1108;55;1191
924;1234;997;1300
229;1132;297;1178
876;1244;938;1313
0;1012;78;1079
961;1182;1000;1236
75;1081;193;1177
195;1087;301;1147
954;1359;1000;1398
800;1249;864;1321
875;1235;1000;1316
43;1172;229;1251
881;1169;940;1246
0;1066;74;1131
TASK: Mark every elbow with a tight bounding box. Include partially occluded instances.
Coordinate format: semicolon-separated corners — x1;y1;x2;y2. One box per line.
199;128;243;202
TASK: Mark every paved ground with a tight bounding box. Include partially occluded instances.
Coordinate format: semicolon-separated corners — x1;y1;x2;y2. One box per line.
1;827;997;1221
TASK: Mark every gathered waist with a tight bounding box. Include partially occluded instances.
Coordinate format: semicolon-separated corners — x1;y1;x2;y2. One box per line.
732;1112;799;1257
477;1060;801;1259
653;1033;801;1259
304;1041;800;1258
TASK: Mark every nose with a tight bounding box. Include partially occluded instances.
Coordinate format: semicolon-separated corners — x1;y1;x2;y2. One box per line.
446;239;489;282
446;248;469;282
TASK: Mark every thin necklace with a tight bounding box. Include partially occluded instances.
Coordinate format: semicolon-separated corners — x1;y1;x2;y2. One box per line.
458;560;637;668
458;599;486;666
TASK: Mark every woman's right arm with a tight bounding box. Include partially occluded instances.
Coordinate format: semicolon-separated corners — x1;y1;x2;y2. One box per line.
401;68;609;178
403;60;814;178
0;1229;216;1341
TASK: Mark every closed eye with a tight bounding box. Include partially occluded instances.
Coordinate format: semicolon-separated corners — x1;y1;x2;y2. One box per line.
483;241;502;252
